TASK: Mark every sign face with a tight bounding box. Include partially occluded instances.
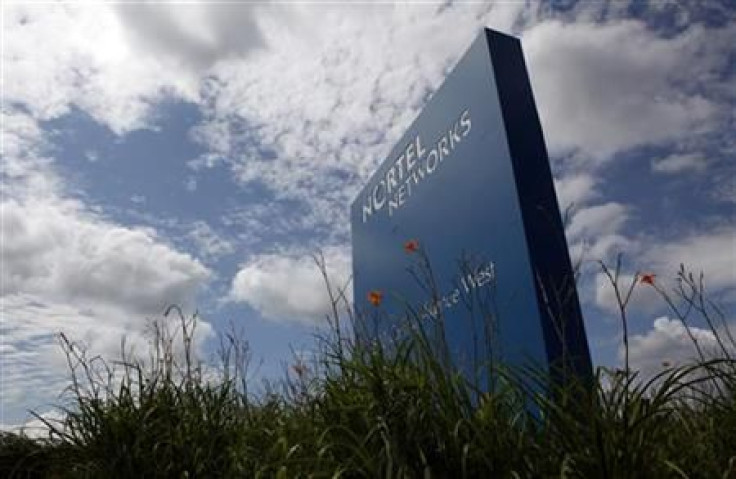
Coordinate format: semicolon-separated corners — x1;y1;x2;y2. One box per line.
350;29;592;381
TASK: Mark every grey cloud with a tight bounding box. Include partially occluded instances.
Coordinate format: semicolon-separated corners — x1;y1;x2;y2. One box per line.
524;20;727;160
115;2;267;71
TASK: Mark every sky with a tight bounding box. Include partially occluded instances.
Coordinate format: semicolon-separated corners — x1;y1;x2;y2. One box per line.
2;1;735;430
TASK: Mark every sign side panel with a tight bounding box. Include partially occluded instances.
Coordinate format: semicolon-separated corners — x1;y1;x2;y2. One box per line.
486;29;593;379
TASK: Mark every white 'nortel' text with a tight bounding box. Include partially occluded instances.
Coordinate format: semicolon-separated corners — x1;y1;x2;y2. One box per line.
362;109;471;223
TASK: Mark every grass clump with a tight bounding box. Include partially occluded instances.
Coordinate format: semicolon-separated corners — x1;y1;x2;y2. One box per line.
3;260;735;478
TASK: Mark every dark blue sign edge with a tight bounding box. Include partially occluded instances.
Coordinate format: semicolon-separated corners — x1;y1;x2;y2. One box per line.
484;29;593;381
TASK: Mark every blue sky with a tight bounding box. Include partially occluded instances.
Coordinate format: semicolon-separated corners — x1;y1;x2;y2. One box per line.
2;1;735;430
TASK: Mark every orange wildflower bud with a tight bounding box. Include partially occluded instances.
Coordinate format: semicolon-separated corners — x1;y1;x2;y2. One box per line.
404;239;419;253
368;290;383;307
639;273;656;286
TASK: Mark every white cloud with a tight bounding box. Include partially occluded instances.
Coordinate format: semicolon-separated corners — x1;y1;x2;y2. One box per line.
5;4;733;244
2;197;210;314
1;111;59;200
651;153;707;174
593;226;736;314
229;247;352;324
524;20;730;160
1;294;215;424
641;226;736;294
175;11;735;260
1;154;213;421
8;3;730;252
1;409;65;440
3;4;201;133
570;234;636;267
627;316;726;377
595;271;662;315
187;220;234;260
554;173;598;211
191;4;523;238
564;197;637;268
567;202;629;241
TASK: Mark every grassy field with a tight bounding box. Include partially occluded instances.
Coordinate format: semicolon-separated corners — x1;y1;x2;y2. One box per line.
2;259;735;478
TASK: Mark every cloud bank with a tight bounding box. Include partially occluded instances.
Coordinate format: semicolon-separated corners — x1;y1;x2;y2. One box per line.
229;247;351;324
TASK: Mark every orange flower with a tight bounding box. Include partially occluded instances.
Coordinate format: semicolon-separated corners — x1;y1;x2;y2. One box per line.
639;272;656;286
368;290;383;307
404;239;419;254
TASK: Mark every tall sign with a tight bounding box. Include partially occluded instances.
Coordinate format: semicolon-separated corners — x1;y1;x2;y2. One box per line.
351;29;592;382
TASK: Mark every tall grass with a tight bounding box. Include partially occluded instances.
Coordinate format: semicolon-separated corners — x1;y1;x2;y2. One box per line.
3;257;735;478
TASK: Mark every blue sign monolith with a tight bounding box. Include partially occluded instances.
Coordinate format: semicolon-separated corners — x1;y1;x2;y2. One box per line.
351;28;592;384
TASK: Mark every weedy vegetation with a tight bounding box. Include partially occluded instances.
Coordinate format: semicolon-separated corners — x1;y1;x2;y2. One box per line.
2;253;735;478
